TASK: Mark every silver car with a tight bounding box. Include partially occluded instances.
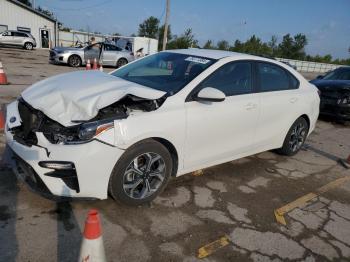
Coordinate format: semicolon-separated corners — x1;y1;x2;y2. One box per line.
0;30;37;50
49;42;134;68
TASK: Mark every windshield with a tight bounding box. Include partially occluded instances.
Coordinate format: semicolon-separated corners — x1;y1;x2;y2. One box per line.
112;52;216;95
323;68;350;80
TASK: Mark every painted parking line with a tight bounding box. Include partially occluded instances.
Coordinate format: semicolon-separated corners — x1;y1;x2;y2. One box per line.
197;235;230;259
274;175;350;226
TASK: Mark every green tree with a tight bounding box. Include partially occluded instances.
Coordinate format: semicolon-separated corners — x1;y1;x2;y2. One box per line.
138;16;160;39
158;24;172;50
18;0;31;7
203;40;214;49
36;6;54;18
268;35;278;56
278;33;307;59
217;40;230;50
167;28;198;49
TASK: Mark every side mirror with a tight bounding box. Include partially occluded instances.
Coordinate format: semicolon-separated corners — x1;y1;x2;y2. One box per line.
316;75;324;79
194;87;226;102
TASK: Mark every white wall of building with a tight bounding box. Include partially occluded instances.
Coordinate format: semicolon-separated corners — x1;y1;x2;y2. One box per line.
0;0;56;48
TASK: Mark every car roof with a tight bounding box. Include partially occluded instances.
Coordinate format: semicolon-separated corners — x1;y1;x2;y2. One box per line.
165;48;260;60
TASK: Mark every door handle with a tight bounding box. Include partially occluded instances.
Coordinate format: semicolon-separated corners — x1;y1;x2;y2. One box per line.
289;97;298;103
245;103;257;110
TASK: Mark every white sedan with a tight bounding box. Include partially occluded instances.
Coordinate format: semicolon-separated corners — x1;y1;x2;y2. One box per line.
5;49;320;205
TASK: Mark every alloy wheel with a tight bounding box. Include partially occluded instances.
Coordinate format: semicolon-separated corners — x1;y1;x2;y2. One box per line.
289;122;306;152
122;152;166;199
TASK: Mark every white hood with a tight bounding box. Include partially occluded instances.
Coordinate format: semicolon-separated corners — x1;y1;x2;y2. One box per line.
21;70;166;126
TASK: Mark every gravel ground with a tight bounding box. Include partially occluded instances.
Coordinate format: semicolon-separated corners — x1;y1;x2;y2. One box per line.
0;47;349;262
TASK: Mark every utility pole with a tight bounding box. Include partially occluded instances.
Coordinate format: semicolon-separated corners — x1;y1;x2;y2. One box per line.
162;0;170;51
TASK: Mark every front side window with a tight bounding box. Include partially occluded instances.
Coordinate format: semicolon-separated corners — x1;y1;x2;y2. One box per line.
112;52;216;95
258;62;297;92
13;32;27;37
104;44;122;51
199;61;253;96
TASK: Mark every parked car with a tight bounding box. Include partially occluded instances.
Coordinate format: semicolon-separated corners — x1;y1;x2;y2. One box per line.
0;30;36;50
310;66;350;122
49;42;134;68
5;49;319;205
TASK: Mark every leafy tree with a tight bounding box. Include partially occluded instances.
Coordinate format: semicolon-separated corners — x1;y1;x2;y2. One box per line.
138;16;160;39
158;24;172;50
18;0;31;7
278;33;307;60
36;6;54;18
203;40;215;49
167;28;198;49
217;40;230;50
268;35;278;56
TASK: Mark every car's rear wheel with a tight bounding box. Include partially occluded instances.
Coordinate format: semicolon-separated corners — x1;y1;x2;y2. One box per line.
116;58;128;68
68;55;82;67
108;140;172;205
24;42;33;50
277;117;309;156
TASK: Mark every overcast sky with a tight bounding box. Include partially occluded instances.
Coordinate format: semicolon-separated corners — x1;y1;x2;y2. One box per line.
36;0;350;59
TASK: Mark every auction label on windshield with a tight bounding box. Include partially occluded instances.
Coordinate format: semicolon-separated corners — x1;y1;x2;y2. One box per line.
185;57;211;64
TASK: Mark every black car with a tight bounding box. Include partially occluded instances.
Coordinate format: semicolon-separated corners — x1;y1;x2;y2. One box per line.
310;67;350;122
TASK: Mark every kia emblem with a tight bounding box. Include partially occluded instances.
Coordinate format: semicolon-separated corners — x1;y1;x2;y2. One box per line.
9;116;16;123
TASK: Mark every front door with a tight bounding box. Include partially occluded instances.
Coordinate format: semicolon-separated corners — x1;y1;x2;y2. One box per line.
40;29;49;48
184;61;259;169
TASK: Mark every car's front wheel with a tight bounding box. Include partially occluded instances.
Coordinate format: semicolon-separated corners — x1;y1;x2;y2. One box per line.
277;117;309;156
108;140;173;205
68;55;82;67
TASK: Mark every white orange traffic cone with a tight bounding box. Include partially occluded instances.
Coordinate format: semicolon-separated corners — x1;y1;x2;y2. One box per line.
339;154;350;169
78;209;106;262
0;62;8;85
99;63;103;72
0;109;5;131
86;59;91;70
92;58;98;70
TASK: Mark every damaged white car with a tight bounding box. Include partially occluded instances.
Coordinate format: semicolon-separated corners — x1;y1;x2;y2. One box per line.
5;49;320;205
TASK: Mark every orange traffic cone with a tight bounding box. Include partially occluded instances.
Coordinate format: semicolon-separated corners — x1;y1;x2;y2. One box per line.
0;62;8;85
78;209;106;262
92;58;98;70
86;59;91;70
0;109;5;131
99;63;103;72
339;154;350;169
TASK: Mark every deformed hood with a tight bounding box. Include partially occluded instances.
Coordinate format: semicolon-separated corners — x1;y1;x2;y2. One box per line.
21;70;166;126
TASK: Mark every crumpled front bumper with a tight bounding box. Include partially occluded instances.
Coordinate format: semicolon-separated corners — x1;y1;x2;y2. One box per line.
4;102;125;200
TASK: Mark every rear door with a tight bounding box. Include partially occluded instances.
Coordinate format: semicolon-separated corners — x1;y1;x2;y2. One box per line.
184;61;260;169
13;32;26;45
254;61;301;148
102;44;122;66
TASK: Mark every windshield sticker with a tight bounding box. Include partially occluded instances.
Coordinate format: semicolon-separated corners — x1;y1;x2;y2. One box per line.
185;57;210;64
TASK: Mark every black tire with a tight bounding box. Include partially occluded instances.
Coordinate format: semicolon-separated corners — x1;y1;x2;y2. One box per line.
108;139;173;206
68;55;82;67
276;117;309;156
24;42;33;50
116;58;128;68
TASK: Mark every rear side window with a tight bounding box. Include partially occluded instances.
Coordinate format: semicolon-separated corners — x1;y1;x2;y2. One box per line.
258;62;298;92
199;61;253;96
13;32;27;37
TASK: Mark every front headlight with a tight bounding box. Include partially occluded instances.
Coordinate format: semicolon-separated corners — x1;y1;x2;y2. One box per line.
78;119;114;141
337;97;350;105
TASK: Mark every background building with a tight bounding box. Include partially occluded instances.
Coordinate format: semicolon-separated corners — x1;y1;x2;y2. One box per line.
0;0;57;48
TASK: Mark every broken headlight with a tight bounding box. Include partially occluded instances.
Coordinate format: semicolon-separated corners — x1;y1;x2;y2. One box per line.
78;119;114;141
337;97;350;105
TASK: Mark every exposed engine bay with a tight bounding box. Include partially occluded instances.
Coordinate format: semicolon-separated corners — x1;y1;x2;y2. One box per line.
11;95;166;146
